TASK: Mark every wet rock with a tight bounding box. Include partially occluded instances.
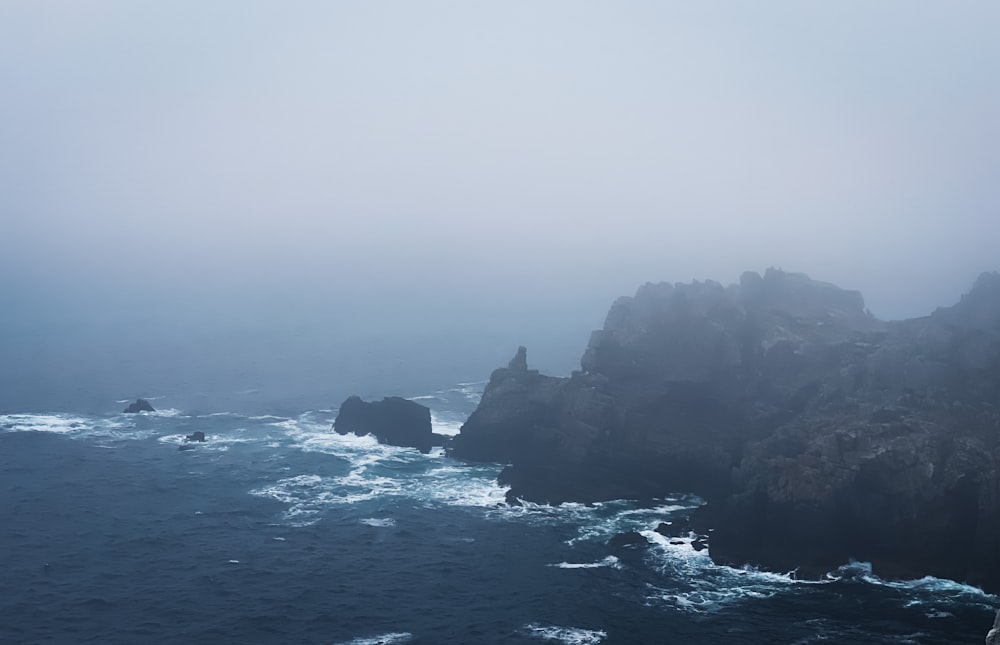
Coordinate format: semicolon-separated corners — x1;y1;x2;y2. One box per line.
184;431;206;442
453;269;1000;590
987;608;1000;645
334;396;439;453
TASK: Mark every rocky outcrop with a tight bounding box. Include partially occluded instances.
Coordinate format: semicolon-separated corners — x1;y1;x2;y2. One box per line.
987;608;1000;645
184;431;206;442
334;396;444;453
123;399;155;413
452;269;1000;590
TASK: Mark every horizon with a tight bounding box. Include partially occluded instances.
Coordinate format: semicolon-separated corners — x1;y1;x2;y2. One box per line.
2;2;998;338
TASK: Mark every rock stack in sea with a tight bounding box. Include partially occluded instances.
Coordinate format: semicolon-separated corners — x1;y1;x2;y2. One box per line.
123;398;155;413
450;268;1000;591
333;395;447;454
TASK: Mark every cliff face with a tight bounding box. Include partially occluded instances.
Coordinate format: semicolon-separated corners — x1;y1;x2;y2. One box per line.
450;269;1000;589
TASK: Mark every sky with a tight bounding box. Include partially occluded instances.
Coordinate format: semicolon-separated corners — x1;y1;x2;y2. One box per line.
1;1;998;334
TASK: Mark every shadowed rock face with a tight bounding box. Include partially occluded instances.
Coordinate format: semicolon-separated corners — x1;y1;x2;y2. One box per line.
334;396;443;454
451;269;1000;590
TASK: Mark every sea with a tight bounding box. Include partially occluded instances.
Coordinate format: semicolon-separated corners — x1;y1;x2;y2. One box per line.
0;316;996;644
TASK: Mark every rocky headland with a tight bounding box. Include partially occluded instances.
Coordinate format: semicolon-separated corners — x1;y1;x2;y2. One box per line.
450;269;1000;591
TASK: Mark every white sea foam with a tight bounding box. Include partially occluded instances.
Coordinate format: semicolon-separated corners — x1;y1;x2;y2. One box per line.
0;413;90;434
0;413;138;441
157;429;256;451
333;632;412;645
145;407;184;418
444;381;485;404
251;471;404;526
430;412;463;436
360;518;396;527
550;556;622;570
521;623;606;644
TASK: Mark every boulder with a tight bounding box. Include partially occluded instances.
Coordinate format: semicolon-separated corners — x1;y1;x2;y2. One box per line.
453;269;1000;590
334;396;441;453
184;431;206;442
123;399;155;414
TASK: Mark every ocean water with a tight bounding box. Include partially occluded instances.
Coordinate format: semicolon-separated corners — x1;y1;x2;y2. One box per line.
0;324;996;643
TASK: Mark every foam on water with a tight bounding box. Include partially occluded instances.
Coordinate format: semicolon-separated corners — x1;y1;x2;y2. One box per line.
360;518;396;527
333;633;413;645
430;411;463;436
550;556;622;570
157;428;261;452
442;381;485;404
824;560;997;612
521;623;606;644
146;408;184;418
0;412;141;442
1;413;94;434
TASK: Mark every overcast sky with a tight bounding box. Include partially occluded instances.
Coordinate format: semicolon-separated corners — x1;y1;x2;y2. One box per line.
2;1;998;326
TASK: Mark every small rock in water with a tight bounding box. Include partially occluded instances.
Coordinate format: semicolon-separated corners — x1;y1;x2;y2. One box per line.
123;398;155;413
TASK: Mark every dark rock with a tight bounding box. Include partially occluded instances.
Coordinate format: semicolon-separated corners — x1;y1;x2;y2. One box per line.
654;521;709;551
184;431;206;442
334;396;439;453
987;608;1000;645
608;531;649;548
453;269;1000;591
123;399;155;413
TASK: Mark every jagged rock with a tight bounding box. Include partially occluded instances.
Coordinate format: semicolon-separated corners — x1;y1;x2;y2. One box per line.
184;431;206;442
453;269;1000;590
334;396;442;453
123;399;155;413
987;608;1000;645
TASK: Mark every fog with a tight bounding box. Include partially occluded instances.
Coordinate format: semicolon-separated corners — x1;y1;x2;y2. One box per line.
2;2;999;391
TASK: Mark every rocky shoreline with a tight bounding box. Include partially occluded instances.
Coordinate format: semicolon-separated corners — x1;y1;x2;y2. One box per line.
449;269;1000;592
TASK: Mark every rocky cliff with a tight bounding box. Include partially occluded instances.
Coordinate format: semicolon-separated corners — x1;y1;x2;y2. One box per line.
450;269;1000;590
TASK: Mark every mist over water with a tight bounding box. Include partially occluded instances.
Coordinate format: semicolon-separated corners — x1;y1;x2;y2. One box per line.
1;2;999;642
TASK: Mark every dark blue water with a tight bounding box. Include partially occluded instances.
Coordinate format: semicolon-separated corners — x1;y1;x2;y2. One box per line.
0;321;996;644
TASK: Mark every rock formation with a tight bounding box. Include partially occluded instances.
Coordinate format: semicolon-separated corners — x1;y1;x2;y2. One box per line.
451;269;1000;591
987;608;1000;645
333;396;444;453
184;431;206;442
123;399;155;413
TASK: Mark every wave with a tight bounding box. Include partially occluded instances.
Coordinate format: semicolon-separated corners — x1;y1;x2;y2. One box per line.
0;412;141;442
430;412;463;436
549;556;622;570
360;518;396;527
521;623;606;644
157;430;258;452
333;632;412;645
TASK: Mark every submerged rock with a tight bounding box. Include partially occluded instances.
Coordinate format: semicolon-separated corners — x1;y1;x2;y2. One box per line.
123;399;155;414
333;396;443;453
184;431;206;443
453;269;1000;591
